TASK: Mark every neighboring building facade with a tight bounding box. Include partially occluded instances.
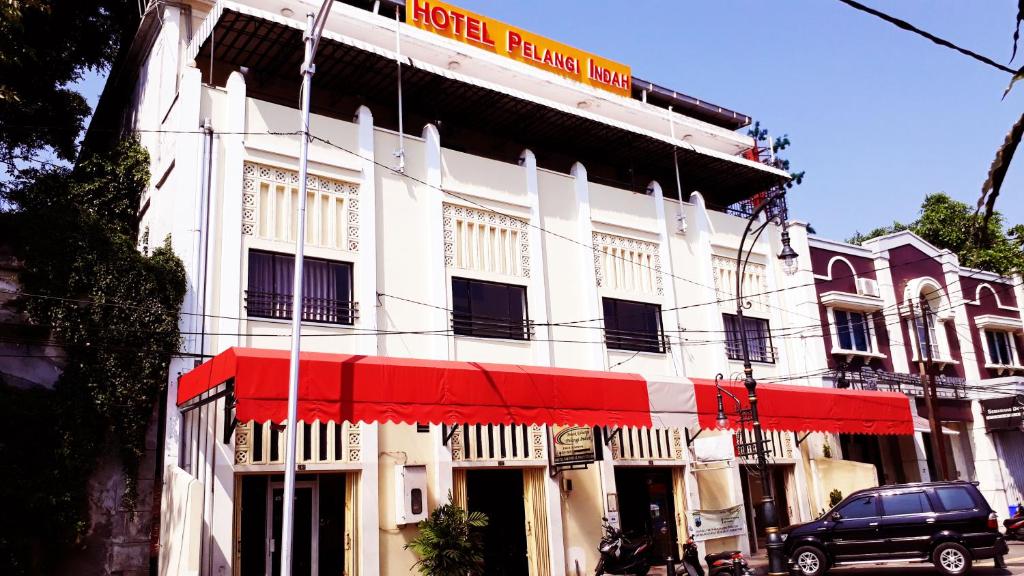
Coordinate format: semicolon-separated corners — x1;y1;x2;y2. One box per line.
807;232;1024;515
84;2;1014;576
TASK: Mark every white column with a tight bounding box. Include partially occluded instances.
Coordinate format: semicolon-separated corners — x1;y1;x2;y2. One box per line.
650;181;684;376
423;124;454;510
778;222;828;386
872;252;911;373
164;65;203;469
523;150;552;367
209;398;236;575
908;400;932;482
968;401;1010;516
540;442;567;576
571;162;606;371
687;192;728;377
360;423;381;576
216;70;247;350
355;106;378;357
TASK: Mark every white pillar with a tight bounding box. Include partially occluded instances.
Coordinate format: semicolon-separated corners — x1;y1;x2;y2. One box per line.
539;441;567;576
355;106;378;357
571;162;606;371
943;256;981;381
523;150;552;367
872;252;911;373
908;400;932;482
216;70;247;350
650;181;684;376
422;123;447;362
360;423;381;576
209;399;236;575
968;401;1010;516
686;192;729;377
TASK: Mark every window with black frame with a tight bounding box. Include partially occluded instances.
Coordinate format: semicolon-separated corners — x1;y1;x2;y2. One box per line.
246;250;354;324
602;298;666;353
985;330;1015;365
722;313;774;363
451;277;529;340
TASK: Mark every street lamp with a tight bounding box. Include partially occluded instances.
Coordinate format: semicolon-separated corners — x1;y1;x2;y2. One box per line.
718;188;797;576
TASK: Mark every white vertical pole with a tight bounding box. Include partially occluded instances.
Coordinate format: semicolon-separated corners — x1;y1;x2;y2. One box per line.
281;11;316;576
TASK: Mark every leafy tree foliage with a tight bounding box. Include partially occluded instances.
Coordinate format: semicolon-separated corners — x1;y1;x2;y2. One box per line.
0;0;137;166
0;138;185;573
847;193;1024;275
406;494;489;576
748;121;805;189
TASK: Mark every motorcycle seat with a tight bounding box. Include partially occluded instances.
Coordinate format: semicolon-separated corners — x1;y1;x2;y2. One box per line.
705;551;742;563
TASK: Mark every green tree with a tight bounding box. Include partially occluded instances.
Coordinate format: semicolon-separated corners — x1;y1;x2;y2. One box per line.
0;0;137;167
847;193;1024;275
0;138;185;573
406;494;489;576
748;121;805;189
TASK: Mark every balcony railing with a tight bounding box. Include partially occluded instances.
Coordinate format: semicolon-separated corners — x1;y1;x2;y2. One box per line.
725;341;778;364
605;328;669;354
245;290;357;325
725;189;789;221
451;313;533;340
831;367;967;399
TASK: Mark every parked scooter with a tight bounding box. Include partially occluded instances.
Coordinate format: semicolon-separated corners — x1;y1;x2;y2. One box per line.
675;536;704;576
1005;503;1024;540
594;517;653;576
703;549;754;576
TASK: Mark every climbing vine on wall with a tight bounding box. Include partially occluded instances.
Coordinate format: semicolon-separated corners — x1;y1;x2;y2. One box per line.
1;138;185;571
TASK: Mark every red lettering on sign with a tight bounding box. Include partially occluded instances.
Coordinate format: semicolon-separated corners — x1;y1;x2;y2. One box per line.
430;6;449;30
507;29;522;53
412;0;429;24
450;11;465;35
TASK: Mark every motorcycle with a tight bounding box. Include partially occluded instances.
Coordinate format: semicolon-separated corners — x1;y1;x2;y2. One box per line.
675;536;704;576
594;517;653;576
1005;504;1024;540
703;549;754;576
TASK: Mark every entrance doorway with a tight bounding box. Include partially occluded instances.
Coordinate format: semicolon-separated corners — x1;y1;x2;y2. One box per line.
615;467;678;562
238;474;347;576
466;469;529;576
740;466;790;552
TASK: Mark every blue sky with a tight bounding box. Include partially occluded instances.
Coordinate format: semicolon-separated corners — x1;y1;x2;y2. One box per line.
77;1;1024;241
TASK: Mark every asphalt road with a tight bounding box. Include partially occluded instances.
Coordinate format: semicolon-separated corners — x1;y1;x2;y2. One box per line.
741;540;1024;576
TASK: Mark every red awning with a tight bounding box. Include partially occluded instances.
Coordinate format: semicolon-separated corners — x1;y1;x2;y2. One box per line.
692;378;913;435
177;348;658;427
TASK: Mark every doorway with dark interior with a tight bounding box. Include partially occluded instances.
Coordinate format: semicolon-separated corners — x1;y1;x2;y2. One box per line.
740;466;790;552
466;469;529;576
615;467;679;562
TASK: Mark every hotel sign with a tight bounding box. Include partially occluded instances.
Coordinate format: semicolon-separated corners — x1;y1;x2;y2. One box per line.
549;425;596;467
407;0;632;96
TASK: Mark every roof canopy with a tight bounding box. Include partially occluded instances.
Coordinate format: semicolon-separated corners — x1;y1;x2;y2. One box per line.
693;378;914;435
179;348;914;437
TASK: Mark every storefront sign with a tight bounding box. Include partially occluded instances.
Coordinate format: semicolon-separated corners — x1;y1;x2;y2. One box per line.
549;425;596;467
407;0;632;96
686;505;745;541
981;396;1024;432
693;435;735;462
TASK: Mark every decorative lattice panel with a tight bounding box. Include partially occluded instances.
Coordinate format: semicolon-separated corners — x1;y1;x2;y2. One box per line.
234;420;362;465
593;232;663;295
242;162;359;251
712;255;768;312
443;203;529;277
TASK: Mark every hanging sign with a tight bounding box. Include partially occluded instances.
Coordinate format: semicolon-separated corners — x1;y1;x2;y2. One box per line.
549;425;596;467
981;396;1024;432
686;505;745;541
406;0;632;96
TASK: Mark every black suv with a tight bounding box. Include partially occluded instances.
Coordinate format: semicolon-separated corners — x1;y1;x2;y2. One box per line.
782;481;1008;576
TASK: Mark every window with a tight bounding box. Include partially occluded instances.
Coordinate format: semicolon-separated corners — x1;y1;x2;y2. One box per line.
602;298;666;353
723;314;774;363
452;278;529;340
836;495;878;519
986;330;1015;365
913;304;941;359
881;492;932;516
246;250;354;324
935;487;976;511
834;310;872;352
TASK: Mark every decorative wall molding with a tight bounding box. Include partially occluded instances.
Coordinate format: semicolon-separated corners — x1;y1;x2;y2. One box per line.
592;232;663;296
443;203;530;277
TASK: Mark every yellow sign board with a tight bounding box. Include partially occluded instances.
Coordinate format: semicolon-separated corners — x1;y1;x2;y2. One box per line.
407;0;632;96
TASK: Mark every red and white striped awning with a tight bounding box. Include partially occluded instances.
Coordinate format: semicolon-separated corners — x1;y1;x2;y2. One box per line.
177;348;912;435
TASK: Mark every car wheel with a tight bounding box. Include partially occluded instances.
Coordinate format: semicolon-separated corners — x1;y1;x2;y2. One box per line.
791;546;827;576
933;542;972;576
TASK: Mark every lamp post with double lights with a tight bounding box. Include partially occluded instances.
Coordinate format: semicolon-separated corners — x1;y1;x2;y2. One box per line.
715;188;798;576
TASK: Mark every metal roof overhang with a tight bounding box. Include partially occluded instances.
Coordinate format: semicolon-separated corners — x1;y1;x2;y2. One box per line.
188;3;789;203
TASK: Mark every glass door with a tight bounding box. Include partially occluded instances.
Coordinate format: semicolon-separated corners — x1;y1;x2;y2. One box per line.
267;481;318;576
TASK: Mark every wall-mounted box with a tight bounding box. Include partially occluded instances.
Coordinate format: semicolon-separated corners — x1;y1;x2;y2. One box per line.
395;464;427;525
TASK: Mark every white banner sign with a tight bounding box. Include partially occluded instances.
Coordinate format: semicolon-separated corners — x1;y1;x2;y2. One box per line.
686;505;745;541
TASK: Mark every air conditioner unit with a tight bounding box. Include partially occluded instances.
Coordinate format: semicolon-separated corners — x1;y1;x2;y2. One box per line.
857;277;880;298
395;465;428;525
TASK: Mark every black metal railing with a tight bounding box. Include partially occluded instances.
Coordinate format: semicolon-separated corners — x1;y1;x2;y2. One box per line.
604;328;668;354
245;290;357;325
451;313;533;341
831;367;967;399
725;341;777;364
726;189;789;222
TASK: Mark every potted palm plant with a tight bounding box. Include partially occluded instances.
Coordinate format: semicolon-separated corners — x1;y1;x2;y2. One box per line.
406;493;489;576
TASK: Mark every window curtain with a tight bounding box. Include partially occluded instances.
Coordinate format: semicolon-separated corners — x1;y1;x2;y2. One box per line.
672;467;688;559
452;468;467;510
522;468;551;576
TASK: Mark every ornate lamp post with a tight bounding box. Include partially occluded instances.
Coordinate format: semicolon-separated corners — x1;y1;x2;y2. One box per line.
716;189;797;576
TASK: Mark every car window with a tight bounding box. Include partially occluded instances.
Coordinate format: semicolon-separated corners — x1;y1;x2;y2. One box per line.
837;495;878;519
935;487;976;511
882;492;932;516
